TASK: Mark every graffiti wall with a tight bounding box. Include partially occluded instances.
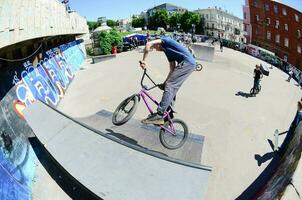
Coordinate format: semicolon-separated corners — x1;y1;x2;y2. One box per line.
0;40;86;200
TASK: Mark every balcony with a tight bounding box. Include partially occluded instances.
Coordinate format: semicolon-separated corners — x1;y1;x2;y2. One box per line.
0;0;89;49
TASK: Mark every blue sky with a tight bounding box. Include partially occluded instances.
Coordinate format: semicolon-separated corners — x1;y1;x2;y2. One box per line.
69;0;302;21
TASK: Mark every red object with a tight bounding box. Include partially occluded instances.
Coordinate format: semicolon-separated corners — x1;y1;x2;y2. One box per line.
111;47;117;54
244;0;302;70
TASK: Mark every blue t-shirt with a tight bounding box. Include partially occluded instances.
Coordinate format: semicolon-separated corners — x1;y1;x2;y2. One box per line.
161;37;196;65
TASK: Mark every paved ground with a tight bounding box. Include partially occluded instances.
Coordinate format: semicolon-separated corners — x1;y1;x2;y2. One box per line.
57;46;301;200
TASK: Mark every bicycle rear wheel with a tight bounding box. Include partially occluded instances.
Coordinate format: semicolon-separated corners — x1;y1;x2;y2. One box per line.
159;119;188;150
195;63;203;71
112;95;139;126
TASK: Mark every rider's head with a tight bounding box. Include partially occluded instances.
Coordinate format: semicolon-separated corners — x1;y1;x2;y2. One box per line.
153;43;163;51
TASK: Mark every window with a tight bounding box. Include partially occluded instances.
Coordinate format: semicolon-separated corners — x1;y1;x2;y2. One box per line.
275;20;279;29
207;23;209;28
284;38;289;47
256;15;259;22
297;30;301;38
275;34;280;43
282;7;287;15
274;5;278;13
266;18;270;25
253;0;257;7
285;24;288;31
206;14;209;19
298;45;301;54
295;14;300;22
212;23;214;29
267;31;271;40
265;4;270;11
255;27;258;35
244;12;246;19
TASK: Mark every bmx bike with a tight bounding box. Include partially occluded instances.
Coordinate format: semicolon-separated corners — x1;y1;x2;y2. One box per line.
250;81;262;96
112;68;188;150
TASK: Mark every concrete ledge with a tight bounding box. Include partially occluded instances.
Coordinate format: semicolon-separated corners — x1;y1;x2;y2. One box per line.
91;54;116;64
192;43;215;62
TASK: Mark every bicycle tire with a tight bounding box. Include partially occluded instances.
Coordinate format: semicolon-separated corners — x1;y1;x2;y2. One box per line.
159;119;188;150
195;63;203;71
112;95;139;126
250;88;255;95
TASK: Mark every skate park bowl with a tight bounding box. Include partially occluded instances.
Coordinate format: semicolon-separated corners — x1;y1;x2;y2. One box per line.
192;43;215;62
0;38;302;200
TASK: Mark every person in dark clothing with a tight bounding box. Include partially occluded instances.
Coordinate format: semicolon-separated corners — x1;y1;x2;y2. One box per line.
253;65;263;90
139;37;196;125
289;101;302;134
220;40;223;52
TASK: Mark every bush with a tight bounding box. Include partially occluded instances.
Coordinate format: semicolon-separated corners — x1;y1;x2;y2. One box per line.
86;47;94;56
98;30;123;55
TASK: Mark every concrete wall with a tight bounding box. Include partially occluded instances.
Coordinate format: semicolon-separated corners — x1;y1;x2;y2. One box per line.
0;39;86;199
0;0;89;49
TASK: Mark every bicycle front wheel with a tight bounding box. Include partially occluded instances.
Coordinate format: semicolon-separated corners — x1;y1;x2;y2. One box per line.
112;95;139;126
159;119;188;150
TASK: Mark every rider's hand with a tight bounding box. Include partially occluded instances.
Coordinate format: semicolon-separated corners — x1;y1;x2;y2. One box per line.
139;60;147;69
158;82;165;91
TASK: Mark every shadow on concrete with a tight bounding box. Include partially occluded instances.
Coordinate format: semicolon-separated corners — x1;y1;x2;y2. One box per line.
29;137;102;200
255;152;275;167
235;91;253;98
104;128;168;157
254;139;275;166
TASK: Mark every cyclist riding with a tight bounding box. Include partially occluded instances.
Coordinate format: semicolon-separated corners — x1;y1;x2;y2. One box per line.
139;37;196;125
253;64;263;92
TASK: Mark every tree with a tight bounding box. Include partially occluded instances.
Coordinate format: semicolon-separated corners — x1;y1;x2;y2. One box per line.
132;17;145;28
107;19;118;28
196;16;205;34
169;13;181;31
148;9;169;30
98;30;123;55
180;11;201;33
87;21;97;31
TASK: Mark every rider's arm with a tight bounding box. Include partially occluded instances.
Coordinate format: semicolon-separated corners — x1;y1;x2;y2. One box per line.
140;39;162;69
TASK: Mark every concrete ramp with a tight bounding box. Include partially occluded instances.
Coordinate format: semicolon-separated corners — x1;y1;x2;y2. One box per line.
24;101;212;200
192;43;215;62
79;110;204;164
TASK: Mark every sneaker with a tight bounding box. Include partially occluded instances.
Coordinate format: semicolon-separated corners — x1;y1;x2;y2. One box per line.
141;113;164;125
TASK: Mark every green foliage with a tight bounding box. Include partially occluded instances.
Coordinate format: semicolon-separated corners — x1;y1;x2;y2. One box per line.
169;13;181;30
149;9;169;29
87;21;97;31
107;19;118;28
180;11;200;33
86;47;94;56
98;30;123;55
132;17;145;28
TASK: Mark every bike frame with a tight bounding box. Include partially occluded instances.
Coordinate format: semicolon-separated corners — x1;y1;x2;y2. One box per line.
138;70;176;136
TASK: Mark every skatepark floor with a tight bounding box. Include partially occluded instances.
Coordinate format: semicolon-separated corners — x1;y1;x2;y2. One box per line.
57;46;301;200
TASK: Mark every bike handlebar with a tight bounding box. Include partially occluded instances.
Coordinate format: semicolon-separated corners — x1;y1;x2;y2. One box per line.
139;62;158;91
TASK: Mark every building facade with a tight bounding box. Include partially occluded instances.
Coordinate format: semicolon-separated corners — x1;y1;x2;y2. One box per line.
195;7;245;43
243;0;302;69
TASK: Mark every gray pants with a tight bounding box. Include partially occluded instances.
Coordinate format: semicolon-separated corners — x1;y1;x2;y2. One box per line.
157;61;195;114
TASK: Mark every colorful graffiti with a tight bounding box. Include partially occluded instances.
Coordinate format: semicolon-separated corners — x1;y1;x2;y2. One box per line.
0;40;86;200
13;41;84;108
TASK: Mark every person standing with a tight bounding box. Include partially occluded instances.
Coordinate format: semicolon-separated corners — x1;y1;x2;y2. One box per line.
253;65;263;90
